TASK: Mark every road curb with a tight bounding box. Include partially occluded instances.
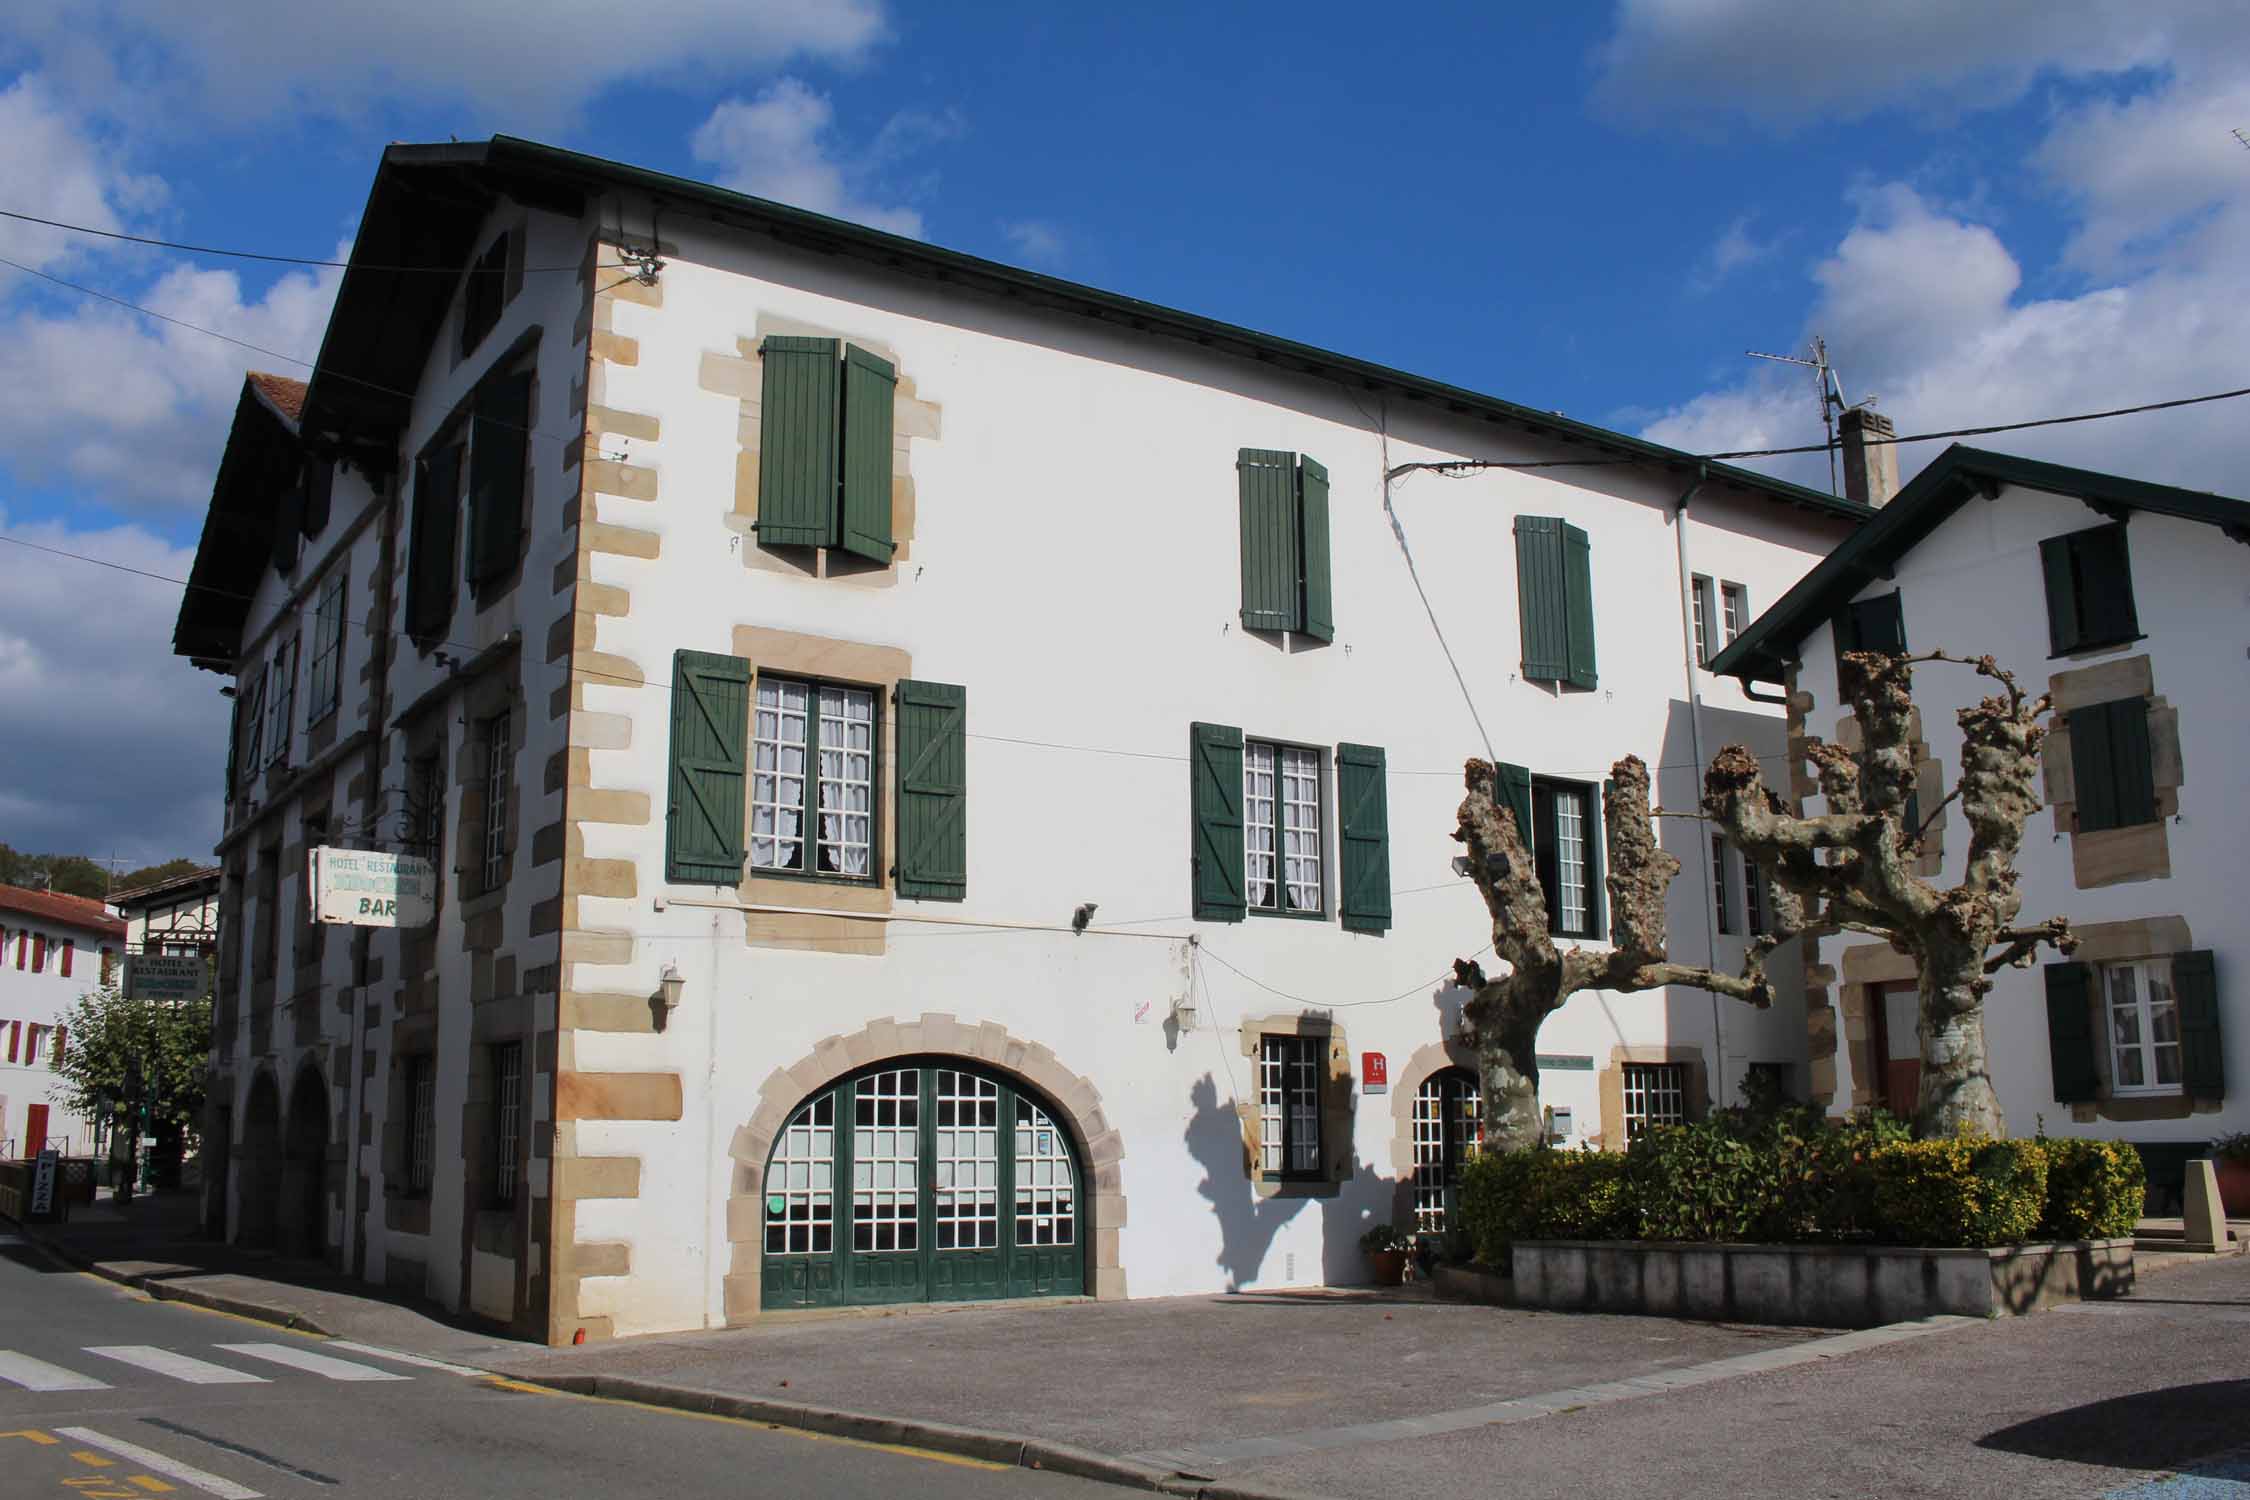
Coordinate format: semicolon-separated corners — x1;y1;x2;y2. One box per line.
518;1371;1338;1499
5;1214;335;1338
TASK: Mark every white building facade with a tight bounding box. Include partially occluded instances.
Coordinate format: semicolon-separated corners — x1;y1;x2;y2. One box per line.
178;138;1866;1341
0;884;123;1158
1712;446;2249;1210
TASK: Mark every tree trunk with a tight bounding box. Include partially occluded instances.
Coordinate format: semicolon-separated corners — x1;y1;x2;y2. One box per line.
1914;953;2005;1138
1477;1009;1547;1154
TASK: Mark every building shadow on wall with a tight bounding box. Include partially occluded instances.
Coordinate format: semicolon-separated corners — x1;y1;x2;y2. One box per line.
1184;1073;1404;1292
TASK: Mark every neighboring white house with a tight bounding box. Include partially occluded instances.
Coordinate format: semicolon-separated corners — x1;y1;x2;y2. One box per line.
174;136;1870;1342
111;866;222;962
1711;442;2250;1209
0;883;123;1158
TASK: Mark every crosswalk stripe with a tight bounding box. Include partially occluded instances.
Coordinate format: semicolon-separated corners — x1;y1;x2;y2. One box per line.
321;1340;485;1377
212;1343;409;1382
53;1427;262;1500
0;1351;111;1392
84;1346;268;1385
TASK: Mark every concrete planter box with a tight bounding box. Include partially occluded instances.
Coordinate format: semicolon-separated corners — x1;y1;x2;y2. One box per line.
1431;1263;1513;1306
1513;1237;2135;1327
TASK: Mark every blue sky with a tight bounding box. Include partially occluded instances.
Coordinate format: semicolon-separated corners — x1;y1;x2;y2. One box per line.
1;1;2245;866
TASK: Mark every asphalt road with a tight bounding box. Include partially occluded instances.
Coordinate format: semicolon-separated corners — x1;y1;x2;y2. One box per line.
0;1232;1123;1500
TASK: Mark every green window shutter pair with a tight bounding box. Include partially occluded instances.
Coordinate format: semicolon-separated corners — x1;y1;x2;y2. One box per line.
1235;450;1334;640
1336;743;1390;934
405;448;461;640
1190;723;1247;921
894;680;967;901
2047;952;2224;1102
664;649;968;895
2067;698;2157;832
1513;517;1596;689
2040;523;2139;655
467;371;532;588
757;337;895;563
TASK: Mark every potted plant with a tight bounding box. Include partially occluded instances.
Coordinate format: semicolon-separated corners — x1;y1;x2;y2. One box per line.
1360;1221;1411;1286
2211;1132;2250;1218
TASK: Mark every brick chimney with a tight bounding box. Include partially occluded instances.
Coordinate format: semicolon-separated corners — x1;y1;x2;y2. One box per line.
1839;405;1898;508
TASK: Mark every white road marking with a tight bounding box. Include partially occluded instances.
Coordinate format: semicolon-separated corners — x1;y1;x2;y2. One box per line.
0;1351;111;1391
322;1340;488;1377
85;1345;269;1385
213;1342;410;1382
52;1427;263;1499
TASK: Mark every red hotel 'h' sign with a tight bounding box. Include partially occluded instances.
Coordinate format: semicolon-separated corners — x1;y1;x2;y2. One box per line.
1362;1052;1388;1088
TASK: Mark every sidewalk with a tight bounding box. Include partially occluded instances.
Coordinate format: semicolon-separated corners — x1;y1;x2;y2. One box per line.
11;1198;2248;1500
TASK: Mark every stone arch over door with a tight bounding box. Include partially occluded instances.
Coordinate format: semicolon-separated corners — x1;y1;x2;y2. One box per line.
235;1068;282;1250
1386;1039;1481;1231
723;1014;1126;1322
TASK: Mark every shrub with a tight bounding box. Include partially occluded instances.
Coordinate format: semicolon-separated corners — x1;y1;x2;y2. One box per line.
1458;1147;1634;1270
2034;1139;2146;1239
1870;1137;2048;1247
1626;1123;1787;1242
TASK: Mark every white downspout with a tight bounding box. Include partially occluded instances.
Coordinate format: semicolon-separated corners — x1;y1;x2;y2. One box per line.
1670;470;1728;1111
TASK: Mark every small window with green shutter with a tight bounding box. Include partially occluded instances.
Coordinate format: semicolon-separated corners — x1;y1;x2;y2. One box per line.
1335;743;1390;935
1514;518;1596;689
1190;723;1247;922
466;368;532;594
1235;450;1333;640
745;672;878;881
755;337;897;563
2040;522;2139;656
404;444;462;644
1530;777;1601;938
666;650;750;885
2068;697;2157;832
894;680;966;900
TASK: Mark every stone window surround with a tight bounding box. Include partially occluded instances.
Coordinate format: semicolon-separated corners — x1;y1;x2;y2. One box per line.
1595;1044;1709;1151
1234;1012;1355;1196
1385;1038;1481;1227
718;1014;1126;1321
2039;654;2182;890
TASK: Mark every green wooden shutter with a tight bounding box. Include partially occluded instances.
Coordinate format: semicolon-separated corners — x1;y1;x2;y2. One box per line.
840;345;897;565
1238;449;1299;632
1335;743;1389;934
2043;962;2099;1104
1585;780;1609;941
2069;703;2127;832
1562;521;1597;690
1191;722;1246;922
1514;517;1568;682
405;448;460;640
756;336;841;548
2107;698;2156;827
2077;524;2139;647
2174;948;2224;1101
1496;762;1535;856
666;650;749;885
1299;457;1334;642
894;679;966;901
467;371;532;587
304;456;334;537
272;471;303;572
1850;592;1907;654
2039;533;2081;655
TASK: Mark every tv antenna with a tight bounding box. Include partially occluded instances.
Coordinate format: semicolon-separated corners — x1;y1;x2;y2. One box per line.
1745;336;1852;494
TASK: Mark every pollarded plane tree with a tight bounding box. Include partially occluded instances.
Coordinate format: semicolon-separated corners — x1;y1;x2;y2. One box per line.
1450;753;1794;1154
1701;648;2075;1139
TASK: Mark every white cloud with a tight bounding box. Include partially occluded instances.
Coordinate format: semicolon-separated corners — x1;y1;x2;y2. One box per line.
692;79;939;237
13;0;887;132
1592;0;2238;127
0;512;225;866
1693;214;1780;291
1001;220;1066;266
0;73;164;273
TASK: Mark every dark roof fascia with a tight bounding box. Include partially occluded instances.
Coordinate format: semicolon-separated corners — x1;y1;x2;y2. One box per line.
1708;444;2250;683
107;866;223;909
173;380;302;664
306;135;1873;526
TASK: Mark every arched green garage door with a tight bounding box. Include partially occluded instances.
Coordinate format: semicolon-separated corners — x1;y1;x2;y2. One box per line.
761;1060;1087;1309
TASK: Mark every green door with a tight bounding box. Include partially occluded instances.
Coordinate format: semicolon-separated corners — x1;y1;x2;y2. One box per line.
759;1059;1087;1310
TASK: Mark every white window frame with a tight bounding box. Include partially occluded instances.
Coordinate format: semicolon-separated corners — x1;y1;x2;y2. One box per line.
491;1041;523;1206
1720;582;1749;646
1411;1069;1483;1234
1622;1062;1687;1139
1244;740;1324;916
481;713;510;892
1742;856;1766;937
748;674;877;880
1258;1034;1324;1179
2103;958;2183;1097
1690;575;1716;666
1711;834;1736;935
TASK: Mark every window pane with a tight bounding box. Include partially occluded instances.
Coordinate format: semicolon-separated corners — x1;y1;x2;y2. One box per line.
1555;788;1586;934
816;685;875;876
1259;1035;1322;1176
750;678;808;870
1244;743;1277;910
1280;746;1322;913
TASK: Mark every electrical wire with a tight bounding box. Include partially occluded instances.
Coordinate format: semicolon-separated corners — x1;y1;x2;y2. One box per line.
0;206;620;274
1196;941;1491;1012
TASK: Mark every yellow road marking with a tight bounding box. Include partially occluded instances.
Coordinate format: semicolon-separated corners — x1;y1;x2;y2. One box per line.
1;1430;60;1444
70;1451;115;1467
477;1377;1006;1471
127;1477;176;1493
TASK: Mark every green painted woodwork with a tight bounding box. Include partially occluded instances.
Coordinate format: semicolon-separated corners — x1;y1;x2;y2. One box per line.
1191;722;1247;922
2069;698;2156;832
467;370;532;588
1585;777;1609;941
1336;742;1390;934
2175;949;2223;1101
756;336;841;548
894;679;967;901
2044;962;2099;1104
840;344;897;564
1562;521;1596;689
1495;762;1535;857
1515;516;1569;682
666;650;749;885
404;446;460;640
2040;522;2139;656
1237;449;1299;632
1300;456;1334;642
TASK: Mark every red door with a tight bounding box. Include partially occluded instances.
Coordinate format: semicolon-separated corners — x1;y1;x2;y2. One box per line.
24;1103;49;1157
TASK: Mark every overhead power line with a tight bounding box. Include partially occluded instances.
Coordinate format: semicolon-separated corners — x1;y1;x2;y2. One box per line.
0;206;612;274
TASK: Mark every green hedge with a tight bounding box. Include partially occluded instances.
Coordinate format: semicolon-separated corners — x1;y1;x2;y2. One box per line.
1456;1113;2143;1255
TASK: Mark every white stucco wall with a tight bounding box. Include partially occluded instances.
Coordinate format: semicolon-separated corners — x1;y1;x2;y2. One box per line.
0;903;116;1155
